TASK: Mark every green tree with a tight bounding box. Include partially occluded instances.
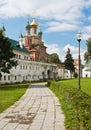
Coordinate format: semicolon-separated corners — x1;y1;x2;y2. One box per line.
64;48;75;78
0;29;17;77
84;38;91;63
84;51;89;63
50;53;61;63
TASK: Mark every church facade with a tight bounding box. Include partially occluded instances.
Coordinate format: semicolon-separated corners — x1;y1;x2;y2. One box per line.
23;18;50;62
0;19;59;84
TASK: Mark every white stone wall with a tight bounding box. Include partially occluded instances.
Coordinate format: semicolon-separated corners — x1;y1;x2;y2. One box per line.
57;68;64;79
0;50;58;84
82;68;91;78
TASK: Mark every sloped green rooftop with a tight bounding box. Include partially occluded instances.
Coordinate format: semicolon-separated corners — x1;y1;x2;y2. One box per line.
9;38;30;54
85;60;91;71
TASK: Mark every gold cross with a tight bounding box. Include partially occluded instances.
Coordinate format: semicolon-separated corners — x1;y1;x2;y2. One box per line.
31;10;37;18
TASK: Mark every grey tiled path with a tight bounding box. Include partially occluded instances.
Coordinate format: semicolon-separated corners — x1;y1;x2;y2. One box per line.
0;83;66;130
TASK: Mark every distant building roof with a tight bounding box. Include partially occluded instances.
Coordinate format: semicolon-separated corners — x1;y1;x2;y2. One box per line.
30;48;36;52
19;33;23;38
9;38;30;54
57;63;64;68
74;59;79;66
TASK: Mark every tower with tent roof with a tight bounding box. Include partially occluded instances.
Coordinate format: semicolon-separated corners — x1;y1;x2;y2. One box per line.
23;18;50;62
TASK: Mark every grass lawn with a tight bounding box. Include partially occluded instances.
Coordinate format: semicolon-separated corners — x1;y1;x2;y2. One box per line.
58;78;91;96
80;78;91;95
0;83;30;113
48;78;91;130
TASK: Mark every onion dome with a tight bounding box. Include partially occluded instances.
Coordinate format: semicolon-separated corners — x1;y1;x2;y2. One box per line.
38;25;42;36
30;18;38;28
38;29;42;36
25;20;30;30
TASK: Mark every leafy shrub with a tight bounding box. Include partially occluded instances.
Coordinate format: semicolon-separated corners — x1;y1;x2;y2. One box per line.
73;72;78;78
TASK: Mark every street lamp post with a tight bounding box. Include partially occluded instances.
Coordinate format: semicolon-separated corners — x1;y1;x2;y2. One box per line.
77;32;82;90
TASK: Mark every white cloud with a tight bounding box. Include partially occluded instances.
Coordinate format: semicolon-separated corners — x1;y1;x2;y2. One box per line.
46;43;61;55
81;26;91;40
63;44;78;53
82;33;91;41
0;0;91;32
83;26;91;33
45;43;65;62
87;16;91;22
45;43;85;63
46;22;78;32
63;44;86;64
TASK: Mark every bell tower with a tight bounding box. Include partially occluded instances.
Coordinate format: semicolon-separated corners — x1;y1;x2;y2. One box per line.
24;19;31;51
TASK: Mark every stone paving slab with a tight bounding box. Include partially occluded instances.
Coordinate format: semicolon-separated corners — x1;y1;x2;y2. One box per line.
0;84;66;130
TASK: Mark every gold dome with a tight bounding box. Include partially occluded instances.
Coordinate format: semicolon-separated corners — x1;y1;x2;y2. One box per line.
31;18;38;27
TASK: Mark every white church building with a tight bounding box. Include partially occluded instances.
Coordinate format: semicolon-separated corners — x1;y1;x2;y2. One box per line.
0;34;59;84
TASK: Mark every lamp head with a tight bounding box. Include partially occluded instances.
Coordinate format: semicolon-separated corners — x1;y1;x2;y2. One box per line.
77;32;82;42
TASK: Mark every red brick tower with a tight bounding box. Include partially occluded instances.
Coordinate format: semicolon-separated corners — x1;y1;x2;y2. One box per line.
23;20;31;51
23;18;50;62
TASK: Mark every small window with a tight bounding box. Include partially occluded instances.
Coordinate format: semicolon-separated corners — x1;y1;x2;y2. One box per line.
8;76;10;80
0;77;2;80
26;75;27;79
24;56;26;60
4;75;6;80
23;76;25;80
23;66;25;70
26;66;27;69
15;76;17;80
19;55;21;59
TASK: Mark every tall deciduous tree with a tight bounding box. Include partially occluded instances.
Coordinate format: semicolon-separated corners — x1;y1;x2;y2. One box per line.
64;48;75;78
84;38;91;63
0;29;17;77
50;53;61;64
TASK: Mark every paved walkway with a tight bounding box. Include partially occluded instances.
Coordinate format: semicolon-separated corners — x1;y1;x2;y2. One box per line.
0;84;66;130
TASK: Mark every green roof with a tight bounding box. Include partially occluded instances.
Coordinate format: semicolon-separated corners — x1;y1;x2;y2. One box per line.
38;30;42;36
9;38;30;54
85;60;91;71
85;60;91;67
19;33;23;38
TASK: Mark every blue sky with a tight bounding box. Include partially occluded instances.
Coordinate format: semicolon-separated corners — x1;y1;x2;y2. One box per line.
0;0;91;63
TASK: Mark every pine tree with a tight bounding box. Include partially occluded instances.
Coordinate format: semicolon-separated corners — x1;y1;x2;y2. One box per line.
64;48;75;78
0;29;17;77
